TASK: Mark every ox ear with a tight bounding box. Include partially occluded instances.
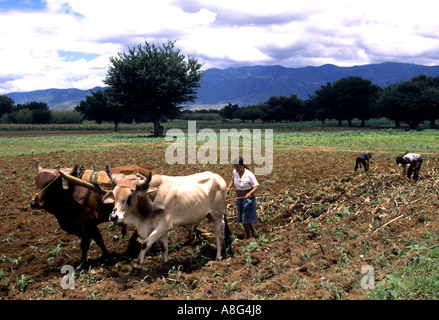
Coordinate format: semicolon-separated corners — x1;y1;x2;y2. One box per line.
102;191;115;204
146;187;157;197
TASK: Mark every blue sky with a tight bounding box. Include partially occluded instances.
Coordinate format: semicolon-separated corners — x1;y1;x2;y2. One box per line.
57;50;99;62
1;0;439;94
0;0;46;10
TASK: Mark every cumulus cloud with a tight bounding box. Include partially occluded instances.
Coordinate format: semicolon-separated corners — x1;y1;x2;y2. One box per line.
1;0;439;93
175;0;439;68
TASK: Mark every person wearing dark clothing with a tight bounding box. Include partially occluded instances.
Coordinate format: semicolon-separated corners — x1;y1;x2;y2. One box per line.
396;153;422;181
354;153;372;174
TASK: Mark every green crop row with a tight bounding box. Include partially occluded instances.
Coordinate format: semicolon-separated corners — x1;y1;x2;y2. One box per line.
274;129;439;153
0;118;437;134
2;129;439;158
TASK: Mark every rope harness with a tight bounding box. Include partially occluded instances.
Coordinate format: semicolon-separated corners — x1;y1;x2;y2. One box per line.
32;172;62;205
34;172;61;198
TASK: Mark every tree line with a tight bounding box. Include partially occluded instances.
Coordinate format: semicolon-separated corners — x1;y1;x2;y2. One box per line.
0;99;84;124
225;75;439;130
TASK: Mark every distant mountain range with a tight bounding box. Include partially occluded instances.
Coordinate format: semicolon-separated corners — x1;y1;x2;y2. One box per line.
5;62;439;110
5;87;106;111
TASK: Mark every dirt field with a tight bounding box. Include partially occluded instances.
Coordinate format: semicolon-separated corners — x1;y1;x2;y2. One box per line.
1;138;438;300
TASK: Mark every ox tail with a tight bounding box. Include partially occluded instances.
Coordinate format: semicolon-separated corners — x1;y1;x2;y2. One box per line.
223;213;234;257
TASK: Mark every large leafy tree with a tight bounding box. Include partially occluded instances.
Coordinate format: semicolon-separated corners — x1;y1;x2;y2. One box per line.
411;75;439;128
12;101;52;124
104;40;203;136
219;103;239;120
377;84;404;127
266;94;304;122
311;77;379;126
310;82;339;124
0;95;14;117
378;75;439;130
76;90;108;124
332;77;380;127
76;89;126;131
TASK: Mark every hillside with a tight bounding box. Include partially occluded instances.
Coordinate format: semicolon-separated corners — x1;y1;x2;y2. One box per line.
5;62;439;110
5;87;106;111
194;62;439;106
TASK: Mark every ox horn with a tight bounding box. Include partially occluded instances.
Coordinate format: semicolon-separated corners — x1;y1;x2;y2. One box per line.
59;171;105;194
136;171;152;190
105;163;116;185
36;161;43;173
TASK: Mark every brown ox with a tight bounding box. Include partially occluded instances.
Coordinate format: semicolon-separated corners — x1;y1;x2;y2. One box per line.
103;165;233;271
30;162;155;264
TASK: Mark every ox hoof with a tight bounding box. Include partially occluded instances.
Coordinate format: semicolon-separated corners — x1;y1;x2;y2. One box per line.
130;267;142;276
207;260;221;267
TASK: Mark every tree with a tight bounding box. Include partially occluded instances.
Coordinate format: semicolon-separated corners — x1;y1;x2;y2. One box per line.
234;105;263;123
76;89;108;124
266;94;304;122
331;77;379;127
311;77;379;126
10;101;52;124
76;89;126;131
15;101;49;112
378;75;439;130
411;75;439;128
266;96;288;122
257;102;276;122
104;40;203;136
31;109;52;124
219;103;239;120
311;82;339;124
0;95;14;116
377;84;403;127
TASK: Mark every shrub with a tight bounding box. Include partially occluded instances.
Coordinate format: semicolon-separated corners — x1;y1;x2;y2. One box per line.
50;111;84;124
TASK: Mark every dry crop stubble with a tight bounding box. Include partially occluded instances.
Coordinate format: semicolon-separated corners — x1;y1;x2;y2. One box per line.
0;131;439;299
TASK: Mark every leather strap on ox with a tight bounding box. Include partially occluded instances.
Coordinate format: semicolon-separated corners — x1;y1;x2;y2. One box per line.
115;174;140;191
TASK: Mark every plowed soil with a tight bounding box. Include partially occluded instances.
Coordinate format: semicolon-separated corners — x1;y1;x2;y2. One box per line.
1;138;438;300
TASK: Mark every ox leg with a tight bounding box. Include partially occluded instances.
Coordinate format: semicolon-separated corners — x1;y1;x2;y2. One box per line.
212;214;225;261
80;233;92;264
160;234;169;262
121;224;127;237
90;224;109;259
125;230;141;258
134;226;169;270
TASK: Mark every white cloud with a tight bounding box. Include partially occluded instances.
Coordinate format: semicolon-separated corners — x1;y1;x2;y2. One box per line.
1;0;439;93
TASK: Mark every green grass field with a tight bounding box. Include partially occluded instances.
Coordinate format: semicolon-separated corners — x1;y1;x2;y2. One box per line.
1;125;438;157
0;117;436;133
274;130;439;153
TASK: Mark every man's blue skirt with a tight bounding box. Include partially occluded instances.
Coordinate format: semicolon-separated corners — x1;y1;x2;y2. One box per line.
237;197;257;224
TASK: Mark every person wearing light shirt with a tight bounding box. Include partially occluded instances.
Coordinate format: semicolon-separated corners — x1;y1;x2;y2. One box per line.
227;157;259;239
395;153;423;181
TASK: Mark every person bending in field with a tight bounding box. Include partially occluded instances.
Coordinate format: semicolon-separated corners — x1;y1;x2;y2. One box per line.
395;153;423;181
354;152;372;174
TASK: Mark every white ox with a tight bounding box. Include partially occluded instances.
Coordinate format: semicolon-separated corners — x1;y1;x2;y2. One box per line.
102;165;231;270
